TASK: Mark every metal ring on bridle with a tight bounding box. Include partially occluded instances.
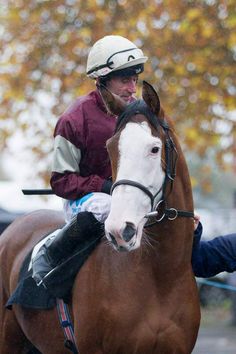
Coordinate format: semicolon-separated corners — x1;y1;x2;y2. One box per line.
153;199;165;222
167;208;178;220
155;211;166;222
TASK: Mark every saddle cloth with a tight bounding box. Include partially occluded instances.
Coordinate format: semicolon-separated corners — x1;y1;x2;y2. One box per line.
6;230;102;309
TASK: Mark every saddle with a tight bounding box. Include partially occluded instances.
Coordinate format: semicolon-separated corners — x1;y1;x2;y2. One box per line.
6;232;101;309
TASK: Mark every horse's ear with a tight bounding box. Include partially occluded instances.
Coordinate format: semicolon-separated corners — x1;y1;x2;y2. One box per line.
142;81;161;116
98;85;126;116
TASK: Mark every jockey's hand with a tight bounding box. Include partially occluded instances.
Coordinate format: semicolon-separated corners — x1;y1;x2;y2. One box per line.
101;179;113;195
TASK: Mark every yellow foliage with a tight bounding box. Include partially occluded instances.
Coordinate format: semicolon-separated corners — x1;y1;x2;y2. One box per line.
185;128;198;141
228;32;236;49
190;176;198;188
186;8;202;21
201;25;214;38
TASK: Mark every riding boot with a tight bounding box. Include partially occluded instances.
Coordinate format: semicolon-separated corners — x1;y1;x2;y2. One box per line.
31;211;104;287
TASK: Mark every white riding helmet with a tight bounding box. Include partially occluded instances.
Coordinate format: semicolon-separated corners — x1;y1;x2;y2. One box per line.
86;35;148;79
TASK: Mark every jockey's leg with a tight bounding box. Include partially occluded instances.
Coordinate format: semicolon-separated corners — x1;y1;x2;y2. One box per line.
31;211;104;287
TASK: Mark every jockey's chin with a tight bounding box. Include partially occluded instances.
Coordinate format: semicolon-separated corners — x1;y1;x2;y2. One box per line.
120;95;133;103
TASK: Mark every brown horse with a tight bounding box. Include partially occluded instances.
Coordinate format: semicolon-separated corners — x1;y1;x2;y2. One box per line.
0;82;200;354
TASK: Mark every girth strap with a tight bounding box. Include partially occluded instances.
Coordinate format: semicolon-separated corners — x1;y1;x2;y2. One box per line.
56;298;79;354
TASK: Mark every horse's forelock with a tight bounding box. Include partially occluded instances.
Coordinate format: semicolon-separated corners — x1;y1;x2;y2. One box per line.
115;100;160;134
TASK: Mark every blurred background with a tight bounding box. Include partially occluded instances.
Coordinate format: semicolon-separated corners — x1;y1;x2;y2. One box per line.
0;0;236;352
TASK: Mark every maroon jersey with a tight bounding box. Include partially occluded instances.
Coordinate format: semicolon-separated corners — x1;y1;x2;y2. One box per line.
50;89;116;200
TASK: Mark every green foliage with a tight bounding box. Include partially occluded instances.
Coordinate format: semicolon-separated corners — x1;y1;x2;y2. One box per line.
0;0;235;183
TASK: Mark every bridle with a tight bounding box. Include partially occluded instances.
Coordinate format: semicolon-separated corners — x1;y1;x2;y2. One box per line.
111;179;163;211
111;113;194;227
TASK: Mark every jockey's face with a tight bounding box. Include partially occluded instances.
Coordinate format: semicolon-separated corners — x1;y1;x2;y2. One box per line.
106;75;138;103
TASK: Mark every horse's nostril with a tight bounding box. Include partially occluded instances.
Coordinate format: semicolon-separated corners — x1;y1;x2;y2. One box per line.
122;223;136;242
109;233;118;247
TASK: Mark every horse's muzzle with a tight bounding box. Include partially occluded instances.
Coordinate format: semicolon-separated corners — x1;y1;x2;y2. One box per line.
106;222;137;252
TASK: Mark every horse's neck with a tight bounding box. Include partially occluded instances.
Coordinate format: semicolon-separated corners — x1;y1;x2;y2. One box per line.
142;167;194;276
145;220;193;272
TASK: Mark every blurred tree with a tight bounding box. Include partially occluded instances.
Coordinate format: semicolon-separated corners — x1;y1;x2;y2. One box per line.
187;151;236;208
0;0;235;186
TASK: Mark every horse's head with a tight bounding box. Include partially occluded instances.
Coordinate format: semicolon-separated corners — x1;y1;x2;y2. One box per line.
100;81;176;252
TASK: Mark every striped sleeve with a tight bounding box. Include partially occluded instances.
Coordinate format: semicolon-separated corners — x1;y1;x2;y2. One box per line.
52;135;81;174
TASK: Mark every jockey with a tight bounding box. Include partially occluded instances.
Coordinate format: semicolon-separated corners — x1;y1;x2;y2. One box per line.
32;35;148;286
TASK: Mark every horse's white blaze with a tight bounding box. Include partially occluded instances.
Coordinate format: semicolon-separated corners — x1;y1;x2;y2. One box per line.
105;121;165;251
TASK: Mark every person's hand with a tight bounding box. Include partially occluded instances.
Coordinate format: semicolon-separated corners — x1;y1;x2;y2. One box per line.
193;214;200;231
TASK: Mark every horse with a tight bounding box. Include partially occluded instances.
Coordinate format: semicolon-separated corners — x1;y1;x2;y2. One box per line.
0;81;200;354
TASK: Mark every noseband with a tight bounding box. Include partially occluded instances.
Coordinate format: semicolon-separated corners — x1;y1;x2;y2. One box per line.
111;110;194;225
111;179;163;211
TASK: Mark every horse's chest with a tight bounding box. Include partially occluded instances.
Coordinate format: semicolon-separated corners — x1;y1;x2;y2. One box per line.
99;317;187;354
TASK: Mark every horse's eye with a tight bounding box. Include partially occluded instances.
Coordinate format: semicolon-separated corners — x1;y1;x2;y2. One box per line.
151;146;159;154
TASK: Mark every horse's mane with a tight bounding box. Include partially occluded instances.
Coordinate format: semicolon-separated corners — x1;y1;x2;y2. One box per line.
115;100;160;133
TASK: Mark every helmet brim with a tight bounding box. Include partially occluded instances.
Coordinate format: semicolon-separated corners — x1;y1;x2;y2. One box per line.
110;56;148;73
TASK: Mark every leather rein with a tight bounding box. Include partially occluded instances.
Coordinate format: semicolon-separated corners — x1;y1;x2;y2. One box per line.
111;114;194;228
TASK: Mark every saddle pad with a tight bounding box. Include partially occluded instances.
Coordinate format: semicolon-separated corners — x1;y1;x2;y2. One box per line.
6;234;102;310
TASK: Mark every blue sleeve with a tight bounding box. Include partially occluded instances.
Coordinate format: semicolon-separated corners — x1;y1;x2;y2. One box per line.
192;228;236;278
